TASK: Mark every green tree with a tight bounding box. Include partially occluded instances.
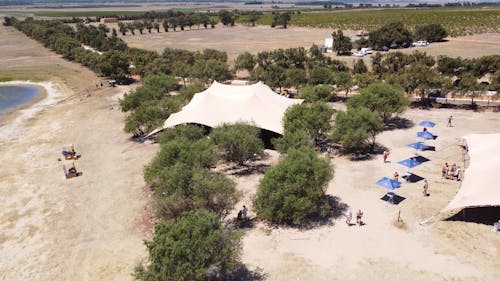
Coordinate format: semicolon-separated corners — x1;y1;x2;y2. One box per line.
254;147;333;226
368;22;413;48
298;85;331;103
273;129;313;153
246;10;261;27
118;22;127;35
415;23;448;42
126;22;136;35
120;74;179;111
210;122;265;166
234;52;255;72
332;71;353;98
134;209;240;281
284;68;308;88
398;63;442;103
153;22;160;33
283;102;334;145
309;66;331;85
352;59;368;74
271;12;291;28
456;72;483;106
162;19;169;32
154;164;240;221
348;82;409;124
192;59;231;83
218;10;235;27
491;70;500;91
98;50;129;79
331;107;384;152
332;29;353;55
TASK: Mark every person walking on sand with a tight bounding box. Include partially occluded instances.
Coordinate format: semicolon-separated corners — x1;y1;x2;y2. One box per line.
423;180;429;196
442;163;449;178
356;209;364;226
383;150;389;163
345;210;352;226
393;171;399;181
448;115;453;127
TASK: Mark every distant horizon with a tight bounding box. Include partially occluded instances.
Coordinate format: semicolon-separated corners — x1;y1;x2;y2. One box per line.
1;0;499;4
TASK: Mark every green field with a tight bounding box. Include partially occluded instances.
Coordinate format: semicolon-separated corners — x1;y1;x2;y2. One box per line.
257;8;500;37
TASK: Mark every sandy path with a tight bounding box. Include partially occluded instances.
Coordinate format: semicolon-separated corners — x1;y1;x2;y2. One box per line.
0;25;157;281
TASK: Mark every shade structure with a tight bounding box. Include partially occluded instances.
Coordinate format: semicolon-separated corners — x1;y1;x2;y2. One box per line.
419;121;436;128
398;158;422;169
417;131;434;140
407;141;429;151
148;81;303;136
440;134;500;217
376;177;402;190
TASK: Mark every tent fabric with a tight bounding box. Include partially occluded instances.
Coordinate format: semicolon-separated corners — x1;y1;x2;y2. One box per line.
440;133;500;215
149;81;303;135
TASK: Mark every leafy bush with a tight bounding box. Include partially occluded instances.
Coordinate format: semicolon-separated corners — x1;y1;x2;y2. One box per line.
347;82;409;124
273;129;313;153
297;85;332;103
154;164;240;221
210;122;265;166
415;23;448;42
283;102;334;144
254;147;333;225
331;107;384;152
134;209;240;281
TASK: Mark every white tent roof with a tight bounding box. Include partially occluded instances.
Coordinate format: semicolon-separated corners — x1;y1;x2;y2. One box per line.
150;81;303;135
440;133;500;216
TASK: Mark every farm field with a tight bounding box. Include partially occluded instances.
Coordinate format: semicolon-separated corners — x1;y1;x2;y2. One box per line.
256;7;500;37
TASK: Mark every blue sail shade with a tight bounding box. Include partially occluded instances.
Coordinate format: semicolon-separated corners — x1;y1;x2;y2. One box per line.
376;177;402;190
398;158;423;168
419;121;436;128
417;131;434;140
407;142;429;151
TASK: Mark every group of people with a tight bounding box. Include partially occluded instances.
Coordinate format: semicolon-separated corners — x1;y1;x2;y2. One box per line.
345;209;364;226
237;205;248;221
441;162;461;181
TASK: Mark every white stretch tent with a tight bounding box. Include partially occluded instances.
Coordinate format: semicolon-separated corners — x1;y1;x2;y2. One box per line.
149;81;303;135
440;133;500;217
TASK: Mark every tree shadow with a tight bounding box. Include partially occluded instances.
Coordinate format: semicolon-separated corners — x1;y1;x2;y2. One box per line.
300;195;350;229
226;217;257;230
228;264;267;281
385;116;415;131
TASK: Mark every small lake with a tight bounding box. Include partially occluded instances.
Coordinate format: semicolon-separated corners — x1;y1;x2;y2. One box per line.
0;85;40;116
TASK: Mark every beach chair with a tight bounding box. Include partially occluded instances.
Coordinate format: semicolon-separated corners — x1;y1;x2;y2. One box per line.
61;144;80;160
63;161;81;179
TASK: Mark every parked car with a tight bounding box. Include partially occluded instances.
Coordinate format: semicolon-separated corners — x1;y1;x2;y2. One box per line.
412;40;429;47
353;51;365;57
360;48;373;54
377;46;389;52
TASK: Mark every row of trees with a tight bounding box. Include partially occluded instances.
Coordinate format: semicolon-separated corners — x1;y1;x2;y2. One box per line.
365;22;448;49
136;122;267;280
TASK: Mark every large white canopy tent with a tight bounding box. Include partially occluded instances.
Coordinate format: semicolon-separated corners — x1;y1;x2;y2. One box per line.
439;133;500;219
149;81;303;136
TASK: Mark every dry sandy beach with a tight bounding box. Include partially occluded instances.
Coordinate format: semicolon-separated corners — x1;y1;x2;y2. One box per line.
1;23;500;281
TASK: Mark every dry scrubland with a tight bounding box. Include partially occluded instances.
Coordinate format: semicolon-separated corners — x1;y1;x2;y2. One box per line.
118;24;500;66
1;21;500;281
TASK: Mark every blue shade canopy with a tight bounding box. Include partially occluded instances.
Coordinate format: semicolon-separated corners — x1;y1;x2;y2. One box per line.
398;158;423;168
419;121;436;128
376;177;402;190
407;141;429;151
417;131;434;140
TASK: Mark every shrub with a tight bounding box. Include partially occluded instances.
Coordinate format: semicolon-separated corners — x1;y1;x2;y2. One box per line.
134;209;240;281
254;147;333;225
297;85;332;103
210;122;264;166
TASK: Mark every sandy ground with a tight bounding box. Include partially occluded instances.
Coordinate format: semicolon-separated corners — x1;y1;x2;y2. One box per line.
232;107;500;281
118;24;500;66
0;25;157;281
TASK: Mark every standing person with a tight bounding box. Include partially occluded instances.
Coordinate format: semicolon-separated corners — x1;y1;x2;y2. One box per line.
393;171;399;181
448;115;453;127
356;209;364;226
241;205;248;220
383;150;389;163
454;166;461;181
442;163;449;178
345;210;353;226
423;180;429;196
